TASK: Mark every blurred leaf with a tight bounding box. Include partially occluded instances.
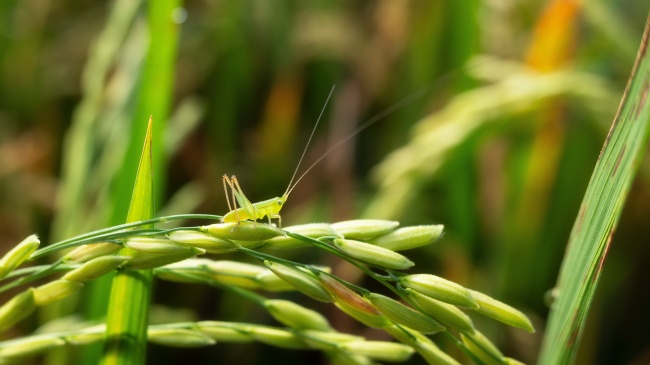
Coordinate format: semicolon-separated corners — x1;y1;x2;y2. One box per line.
54;0;141;240
365;64;617;220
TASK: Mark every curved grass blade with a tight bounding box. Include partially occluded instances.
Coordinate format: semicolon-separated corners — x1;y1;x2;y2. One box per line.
538;14;650;365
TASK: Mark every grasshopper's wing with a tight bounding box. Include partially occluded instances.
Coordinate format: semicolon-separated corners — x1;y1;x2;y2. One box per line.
233;188;260;219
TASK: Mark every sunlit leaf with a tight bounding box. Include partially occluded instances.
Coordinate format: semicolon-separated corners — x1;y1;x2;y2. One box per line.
539;16;650;365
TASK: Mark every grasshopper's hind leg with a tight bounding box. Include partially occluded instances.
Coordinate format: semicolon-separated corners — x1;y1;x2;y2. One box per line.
222;175;241;224
222;175;233;212
230;176;261;221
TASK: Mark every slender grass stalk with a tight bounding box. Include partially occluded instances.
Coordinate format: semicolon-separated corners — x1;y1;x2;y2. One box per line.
538;13;650;365
101;119;155;365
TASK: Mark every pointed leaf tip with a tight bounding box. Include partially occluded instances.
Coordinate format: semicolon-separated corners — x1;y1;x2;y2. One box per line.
126;116;156;224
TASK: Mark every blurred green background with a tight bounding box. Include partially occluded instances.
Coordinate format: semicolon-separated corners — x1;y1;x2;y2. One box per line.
0;0;649;364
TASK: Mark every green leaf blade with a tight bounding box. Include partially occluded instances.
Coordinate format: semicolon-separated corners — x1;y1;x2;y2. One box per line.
538;15;650;365
101;119;155;365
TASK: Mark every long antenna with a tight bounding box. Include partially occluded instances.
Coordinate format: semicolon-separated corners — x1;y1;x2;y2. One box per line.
284;52;519;198
284;83;433;198
284;85;336;196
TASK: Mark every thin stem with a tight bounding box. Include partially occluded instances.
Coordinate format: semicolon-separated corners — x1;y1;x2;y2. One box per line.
64;213;219;244
1;263;80;280
0;259;65;294
237;247;312;269
440;331;487;365
158;269;268;306
284;232;401;295
31;226;204;260
30;214;220;259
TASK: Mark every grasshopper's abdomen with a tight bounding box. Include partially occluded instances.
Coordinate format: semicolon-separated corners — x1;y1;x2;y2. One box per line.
222;208;253;223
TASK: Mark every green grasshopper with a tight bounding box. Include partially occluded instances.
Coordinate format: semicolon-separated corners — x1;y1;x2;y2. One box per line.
221;86;335;227
220;54;499;227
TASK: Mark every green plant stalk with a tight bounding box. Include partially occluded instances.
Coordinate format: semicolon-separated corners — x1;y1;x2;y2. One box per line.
101;119;155;365
98;1;180;363
538;14;650;365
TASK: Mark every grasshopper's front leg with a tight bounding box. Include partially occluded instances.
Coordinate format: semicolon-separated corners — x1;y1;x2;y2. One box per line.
268;213;281;228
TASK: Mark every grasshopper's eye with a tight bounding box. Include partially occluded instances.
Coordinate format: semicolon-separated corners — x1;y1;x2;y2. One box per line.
277;200;283;206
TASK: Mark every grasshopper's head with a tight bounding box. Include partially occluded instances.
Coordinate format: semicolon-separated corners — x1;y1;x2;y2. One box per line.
276;195;288;209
